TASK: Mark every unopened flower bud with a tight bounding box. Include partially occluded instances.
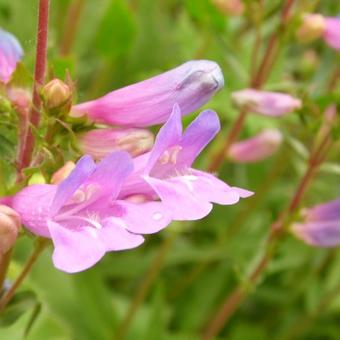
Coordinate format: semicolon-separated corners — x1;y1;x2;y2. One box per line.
231;89;302;117
0;205;21;254
51;161;76;184
212;0;244;16
228;129;283;163
297;14;326;43
41;79;72;115
292;199;340;248
77;128;154;160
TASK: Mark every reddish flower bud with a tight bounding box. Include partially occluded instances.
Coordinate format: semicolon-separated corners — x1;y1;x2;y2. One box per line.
228;129;283;163
231;89;302;117
0;205;21;254
212;0;244;16
77;128;154;159
41;79;72;115
51;161;76;184
297;14;326;43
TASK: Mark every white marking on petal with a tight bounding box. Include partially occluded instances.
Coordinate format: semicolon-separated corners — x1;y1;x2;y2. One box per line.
153;212;163;221
88;228;98;238
180;175;198;192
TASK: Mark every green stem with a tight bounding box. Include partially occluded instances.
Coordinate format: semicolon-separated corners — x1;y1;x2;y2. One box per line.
0;238;48;312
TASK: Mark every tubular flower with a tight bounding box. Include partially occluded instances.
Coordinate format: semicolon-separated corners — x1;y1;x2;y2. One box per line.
122;104;253;220
11;152;172;273
71;60;224;127
292;199;340;247
0;28;23;84
231;89;302;117
228;129;283;163
78;128;154;160
323;17;340;51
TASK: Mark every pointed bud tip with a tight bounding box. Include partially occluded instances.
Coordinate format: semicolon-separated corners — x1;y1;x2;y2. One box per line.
41;79;73;115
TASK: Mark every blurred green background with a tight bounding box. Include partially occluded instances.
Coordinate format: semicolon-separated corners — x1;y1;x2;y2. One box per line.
0;0;340;339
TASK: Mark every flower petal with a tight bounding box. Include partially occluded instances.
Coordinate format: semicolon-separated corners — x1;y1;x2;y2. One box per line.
178;110;220;166
292;221;340;248
114;200;172;234
144;175;213;220
85;151;133;199
188;169;250;205
48;220;106;273
145;104;182;173
51;155;96;216
305;199;340;222
0;29;23;83
324;18;340;51
12;184;57;237
72;60;224;127
99;218;144;250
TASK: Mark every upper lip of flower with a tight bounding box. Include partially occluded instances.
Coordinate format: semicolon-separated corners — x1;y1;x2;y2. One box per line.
210;65;224;90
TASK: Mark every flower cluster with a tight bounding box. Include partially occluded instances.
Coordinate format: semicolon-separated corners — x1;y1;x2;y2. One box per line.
0;29;254;273
11;105;252;273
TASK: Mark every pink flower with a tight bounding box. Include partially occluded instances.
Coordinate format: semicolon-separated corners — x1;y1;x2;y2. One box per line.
78;128;154;159
0;29;23;84
228;129;283;163
122;104;253;220
231;89;302;117
72;60;224;127
323;17;340;51
292;199;340;247
11;152;172;273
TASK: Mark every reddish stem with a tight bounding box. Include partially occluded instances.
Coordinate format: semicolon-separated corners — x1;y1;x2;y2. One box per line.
202;132;330;339
208;0;296;172
19;0;50;172
59;0;85;55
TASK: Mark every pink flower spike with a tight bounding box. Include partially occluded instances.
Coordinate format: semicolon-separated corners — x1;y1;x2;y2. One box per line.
78;127;154;160
292;199;340;248
11;152;172;273
0;28;23;84
231;89;302;117
323;17;340;51
124;104;253;221
228;129;283;163
72;60;224;127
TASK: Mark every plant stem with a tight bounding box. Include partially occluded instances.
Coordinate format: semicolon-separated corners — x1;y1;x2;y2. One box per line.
208;0;296;172
114;233;176;340
18;0;50;174
202;132;330;339
59;0;86;55
170;149;289;300
0;238;48;312
0;249;13;292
